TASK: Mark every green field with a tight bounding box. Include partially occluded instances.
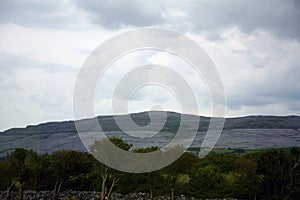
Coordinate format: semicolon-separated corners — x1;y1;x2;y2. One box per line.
188;147;293;155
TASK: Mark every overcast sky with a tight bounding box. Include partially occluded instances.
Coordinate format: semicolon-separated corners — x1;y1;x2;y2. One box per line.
0;0;299;131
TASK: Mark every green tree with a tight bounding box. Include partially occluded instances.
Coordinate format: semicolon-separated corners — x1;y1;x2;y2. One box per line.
50;150;93;200
290;147;300;199
30;154;54;190
90;137;132;200
257;150;299;200
0;159;16;200
189;164;225;198
162;149;200;200
230;157;261;199
132;146;162;199
4;148;39;200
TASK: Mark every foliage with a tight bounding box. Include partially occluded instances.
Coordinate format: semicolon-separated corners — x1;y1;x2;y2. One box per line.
256;149;300;199
0;143;299;199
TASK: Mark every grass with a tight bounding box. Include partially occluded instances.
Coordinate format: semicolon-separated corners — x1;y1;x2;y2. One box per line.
187;147;294;155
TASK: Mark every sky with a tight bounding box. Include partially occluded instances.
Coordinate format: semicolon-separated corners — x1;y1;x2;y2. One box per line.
0;0;299;131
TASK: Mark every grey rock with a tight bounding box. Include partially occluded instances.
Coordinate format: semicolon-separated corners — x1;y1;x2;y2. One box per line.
0;111;299;158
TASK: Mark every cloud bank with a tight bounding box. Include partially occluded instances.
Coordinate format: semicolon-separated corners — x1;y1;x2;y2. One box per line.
0;0;299;131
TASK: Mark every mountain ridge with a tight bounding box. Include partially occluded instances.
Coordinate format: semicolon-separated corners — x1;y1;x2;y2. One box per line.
0;111;299;157
1;111;300;134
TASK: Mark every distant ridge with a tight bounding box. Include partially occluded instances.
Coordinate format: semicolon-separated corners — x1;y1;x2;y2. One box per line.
2;111;300;133
0;111;299;157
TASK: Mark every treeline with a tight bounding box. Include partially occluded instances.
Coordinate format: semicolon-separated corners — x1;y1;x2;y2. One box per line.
0;137;299;200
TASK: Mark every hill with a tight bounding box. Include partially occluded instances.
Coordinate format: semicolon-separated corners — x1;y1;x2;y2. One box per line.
0;111;299;157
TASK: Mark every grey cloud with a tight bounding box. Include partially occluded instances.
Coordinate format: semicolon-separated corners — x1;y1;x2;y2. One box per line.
221;33;300;111
74;0;300;40
287;100;300;113
75;0;165;29
1;0;299;40
184;0;300;40
0;0;62;14
226;58;300;110
0;0;80;28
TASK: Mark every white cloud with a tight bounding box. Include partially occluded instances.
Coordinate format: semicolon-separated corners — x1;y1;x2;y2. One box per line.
0;23;121;68
0;66;76;130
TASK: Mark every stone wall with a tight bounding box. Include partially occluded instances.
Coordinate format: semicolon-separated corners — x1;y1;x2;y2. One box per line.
0;191;237;200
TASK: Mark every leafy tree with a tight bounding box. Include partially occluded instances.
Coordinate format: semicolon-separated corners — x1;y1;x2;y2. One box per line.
90;137;132;200
132;146;162;199
50;150;93;200
290;147;300;198
198;154;237;173
0;159;16;200
30;154;54;190
257;150;299;199
162;150;200;200
230;156;261;199
3;148;39;200
189;164;225;198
